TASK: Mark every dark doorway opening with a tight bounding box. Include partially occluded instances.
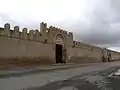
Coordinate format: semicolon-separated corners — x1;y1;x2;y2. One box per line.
55;44;63;63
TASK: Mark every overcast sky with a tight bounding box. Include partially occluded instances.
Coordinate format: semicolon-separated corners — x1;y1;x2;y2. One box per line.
0;0;120;51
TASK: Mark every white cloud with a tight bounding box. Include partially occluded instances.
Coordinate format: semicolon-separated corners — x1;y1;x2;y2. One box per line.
0;0;120;51
0;0;99;26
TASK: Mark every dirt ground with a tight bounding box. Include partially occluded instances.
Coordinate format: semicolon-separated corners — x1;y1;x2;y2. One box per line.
0;57;54;70
0;56;102;70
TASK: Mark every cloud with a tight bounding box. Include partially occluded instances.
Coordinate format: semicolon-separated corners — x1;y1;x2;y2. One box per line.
0;13;40;30
0;0;120;51
61;0;120;48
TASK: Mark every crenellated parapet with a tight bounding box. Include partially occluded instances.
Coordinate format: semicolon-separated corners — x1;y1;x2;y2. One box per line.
34;29;42;41
73;41;91;49
40;22;47;42
48;26;68;36
0;23;44;42
40;22;47;34
73;40;102;52
27;29;42;41
47;25;69;44
91;45;102;52
47;25;74;47
67;32;73;46
13;26;20;38
0;22;73;45
20;28;28;39
28;29;34;40
4;23;11;36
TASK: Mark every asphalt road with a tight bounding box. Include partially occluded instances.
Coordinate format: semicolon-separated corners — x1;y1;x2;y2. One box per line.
0;62;120;90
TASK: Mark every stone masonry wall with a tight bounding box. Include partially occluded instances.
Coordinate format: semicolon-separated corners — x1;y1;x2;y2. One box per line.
67;41;102;63
0;22;120;65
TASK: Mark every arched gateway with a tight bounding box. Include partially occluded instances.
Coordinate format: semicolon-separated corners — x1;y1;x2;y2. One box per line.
55;34;66;63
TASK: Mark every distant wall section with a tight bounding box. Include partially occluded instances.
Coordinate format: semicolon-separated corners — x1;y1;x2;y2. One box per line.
67;41;102;63
0;23;56;63
0;22;120;64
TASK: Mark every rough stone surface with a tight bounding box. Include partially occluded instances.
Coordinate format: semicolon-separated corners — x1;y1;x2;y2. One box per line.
0;62;120;90
0;22;120;64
